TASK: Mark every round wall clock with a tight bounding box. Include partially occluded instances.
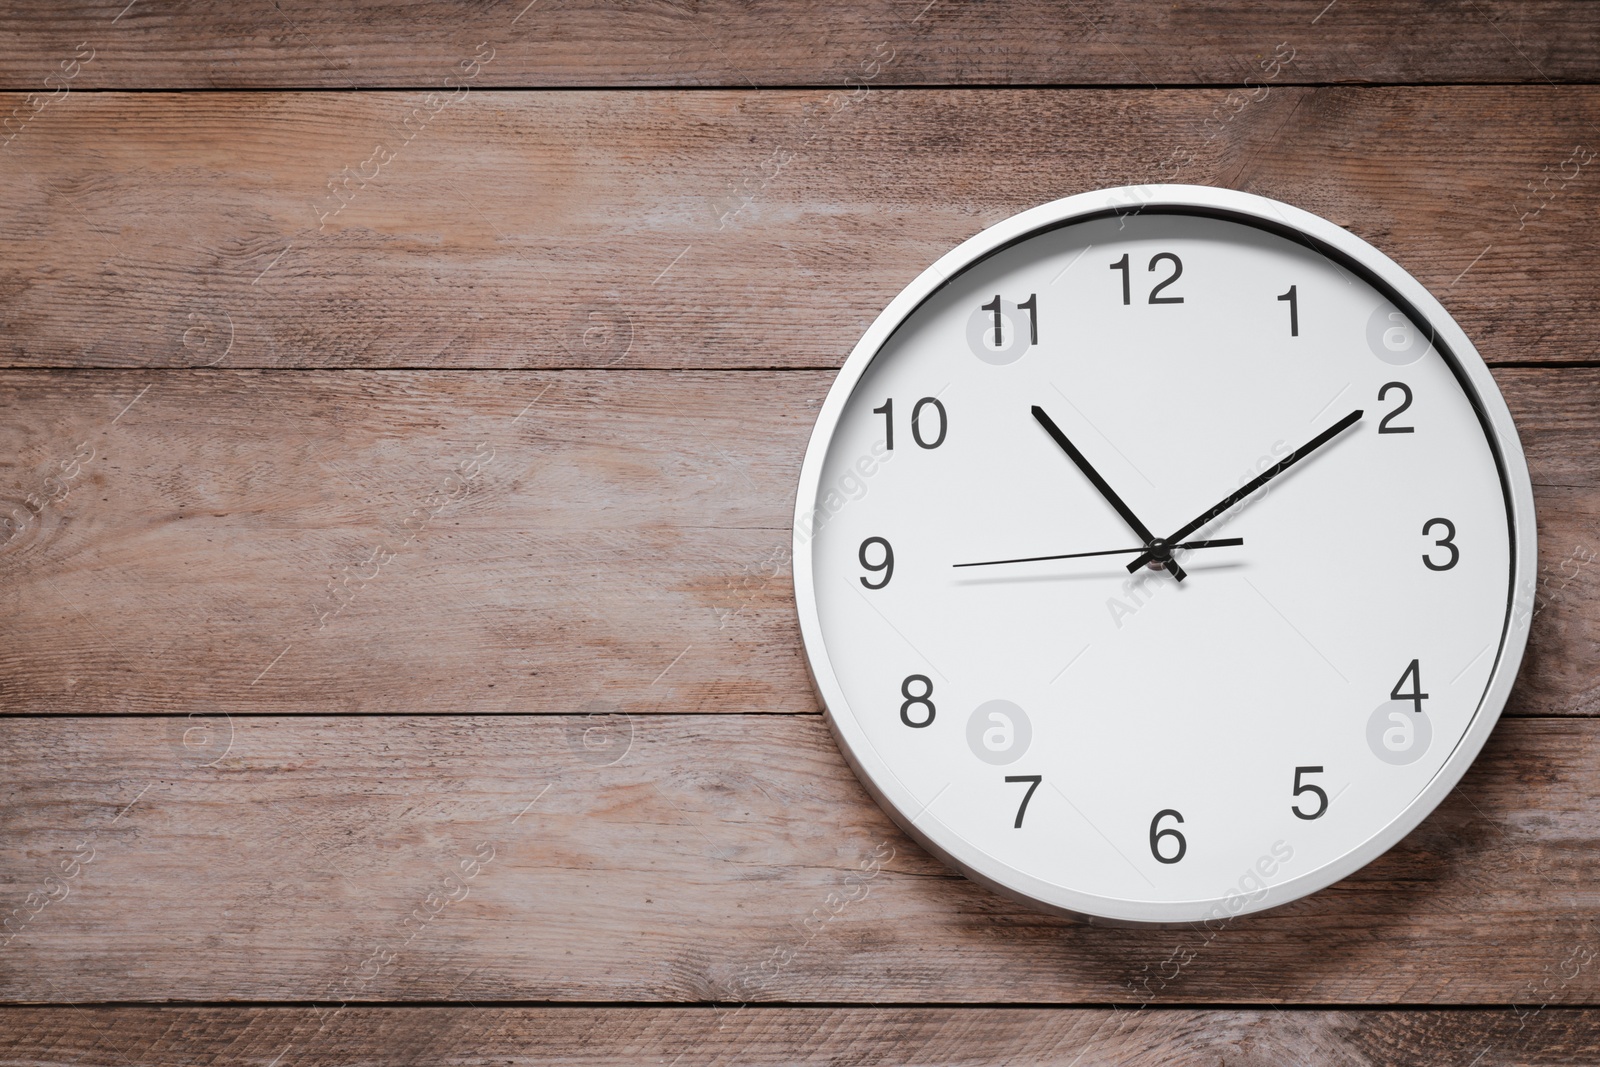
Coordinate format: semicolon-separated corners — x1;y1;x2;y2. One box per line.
792;185;1535;925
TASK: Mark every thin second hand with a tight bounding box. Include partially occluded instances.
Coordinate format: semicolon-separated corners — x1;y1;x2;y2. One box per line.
954;538;1245;570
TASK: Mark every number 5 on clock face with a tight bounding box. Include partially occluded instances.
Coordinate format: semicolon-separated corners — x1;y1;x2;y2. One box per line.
794;185;1536;925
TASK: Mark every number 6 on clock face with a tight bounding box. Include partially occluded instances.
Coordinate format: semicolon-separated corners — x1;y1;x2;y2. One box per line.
794;185;1536;925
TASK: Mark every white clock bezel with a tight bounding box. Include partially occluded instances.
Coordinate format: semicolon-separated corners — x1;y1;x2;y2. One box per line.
791;184;1537;926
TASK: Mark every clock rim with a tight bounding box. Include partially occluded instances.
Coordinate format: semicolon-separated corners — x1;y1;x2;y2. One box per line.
791;183;1537;927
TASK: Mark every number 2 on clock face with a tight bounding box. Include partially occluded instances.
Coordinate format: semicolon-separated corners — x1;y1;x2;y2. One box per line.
797;187;1533;924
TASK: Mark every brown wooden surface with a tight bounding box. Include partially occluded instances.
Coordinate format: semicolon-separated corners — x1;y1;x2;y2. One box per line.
3;7;1599;1063
1;2;1599;88
0;368;1593;718
2;715;1600;1004
4;1007;1600;1066
2;89;1599;370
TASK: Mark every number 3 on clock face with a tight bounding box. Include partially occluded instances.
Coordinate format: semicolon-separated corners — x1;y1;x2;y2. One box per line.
793;185;1536;925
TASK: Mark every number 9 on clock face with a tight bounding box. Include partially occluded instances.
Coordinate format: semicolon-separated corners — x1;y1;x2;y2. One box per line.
793;185;1536;925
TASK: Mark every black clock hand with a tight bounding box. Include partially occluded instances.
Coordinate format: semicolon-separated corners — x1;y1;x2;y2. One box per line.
1031;405;1187;580
954;538;1243;569
1126;408;1364;575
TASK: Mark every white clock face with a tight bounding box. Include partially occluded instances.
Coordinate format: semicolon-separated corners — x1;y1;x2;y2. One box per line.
795;187;1534;925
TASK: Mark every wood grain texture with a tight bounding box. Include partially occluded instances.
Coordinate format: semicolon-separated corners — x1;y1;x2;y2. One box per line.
1;2;1598;89
0;368;1592;718
2;88;1598;370
1;715;1599;1005
4;1006;1600;1066
4;13;1599;1052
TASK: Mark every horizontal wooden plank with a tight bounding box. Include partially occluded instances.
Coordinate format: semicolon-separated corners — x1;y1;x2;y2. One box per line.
3;1006;1600;1065
2;715;1599;1003
1;3;1597;88
1;88;1598;369
0;368;1592;717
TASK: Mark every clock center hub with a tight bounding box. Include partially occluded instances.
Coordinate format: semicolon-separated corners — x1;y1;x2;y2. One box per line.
1146;538;1173;570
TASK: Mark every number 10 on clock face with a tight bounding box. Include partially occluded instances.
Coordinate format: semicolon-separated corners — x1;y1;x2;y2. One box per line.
795;187;1533;924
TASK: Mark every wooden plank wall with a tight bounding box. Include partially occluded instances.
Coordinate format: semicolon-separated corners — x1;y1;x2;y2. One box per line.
2;3;1598;1063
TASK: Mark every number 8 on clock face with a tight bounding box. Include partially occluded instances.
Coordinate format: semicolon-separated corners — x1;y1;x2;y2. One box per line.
793;185;1536;925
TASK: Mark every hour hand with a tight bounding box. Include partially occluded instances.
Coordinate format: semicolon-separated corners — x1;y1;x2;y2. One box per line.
1031;405;1186;580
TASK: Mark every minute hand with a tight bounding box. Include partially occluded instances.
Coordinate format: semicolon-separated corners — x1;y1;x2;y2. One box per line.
1126;408;1364;574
